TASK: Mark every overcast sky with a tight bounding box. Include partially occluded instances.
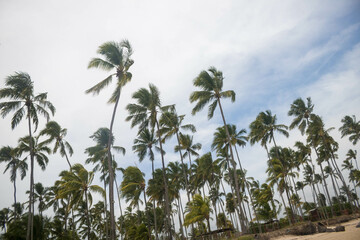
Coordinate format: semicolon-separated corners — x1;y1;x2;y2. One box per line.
1;0;360;222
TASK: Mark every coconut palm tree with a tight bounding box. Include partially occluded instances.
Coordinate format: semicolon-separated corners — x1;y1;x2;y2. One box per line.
189;66;249;232
346;149;359;170
86;40;133;239
0;72;55;240
175;133;202;173
126;83;173;238
0;146;27;219
120;166;151;239
133;127;160;240
339;115;360;145
39;121;73;168
288;97;314;135
57;163;105;240
160;110;196;204
184;194;212;233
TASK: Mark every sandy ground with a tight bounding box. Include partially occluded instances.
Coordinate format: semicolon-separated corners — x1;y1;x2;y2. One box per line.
272;219;360;240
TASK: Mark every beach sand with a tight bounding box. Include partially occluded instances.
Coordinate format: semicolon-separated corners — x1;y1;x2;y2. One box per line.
272;219;360;240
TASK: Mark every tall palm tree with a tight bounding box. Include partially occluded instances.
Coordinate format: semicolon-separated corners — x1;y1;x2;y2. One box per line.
86;40;133;239
339;115;360;145
288;97;314;135
0;72;55;240
57;163;105;240
0;146;27;219
175;133;202;170
126;83;173;238
133;127;160;240
39;121;73;168
189;66;249;232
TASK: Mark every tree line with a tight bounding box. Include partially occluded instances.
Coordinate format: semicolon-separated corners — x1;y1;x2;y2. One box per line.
1;39;360;240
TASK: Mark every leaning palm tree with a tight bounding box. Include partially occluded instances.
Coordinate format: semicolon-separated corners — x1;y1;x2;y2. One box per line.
0;146;27;219
126;83;173;238
339;115;360;145
189;66;248;232
175;133;202;170
0;72;55;240
39;121;73;168
86;40;133;239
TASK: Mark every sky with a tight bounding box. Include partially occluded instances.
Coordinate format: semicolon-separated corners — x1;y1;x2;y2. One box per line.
1;0;360;227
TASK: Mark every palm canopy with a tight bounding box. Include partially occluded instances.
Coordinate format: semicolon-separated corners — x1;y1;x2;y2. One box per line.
339;115;360;145
132;128;160;163
17;136;51;171
57;163;105;209
0;146;27;183
249;110;289;147
175;133;202;160
85;128;125;172
86;40;134;103
184;194;212;232
120;166;145;208
189;66;235;119
288;97;314;135
212;124;247;154
0;72;55;131
126;83;173;131
159;110;196;142
39;121;73;167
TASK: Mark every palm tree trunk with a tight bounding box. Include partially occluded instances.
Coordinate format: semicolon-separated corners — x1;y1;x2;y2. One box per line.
26;107;34;240
13;178;17;219
64;150;72;168
150;159;159;240
155;118;173;239
103;177;109;240
143;191;152;240
85;192;91;240
107;88;122;240
217;98;248;233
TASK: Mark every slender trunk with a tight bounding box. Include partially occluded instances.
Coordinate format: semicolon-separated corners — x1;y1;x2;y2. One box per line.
143;190;152;240
114;177;123;235
217;97;248;233
279;191;292;225
64;150;72;168
85;192;91;240
176;198;185;239
13;178;17;219
107;88;121;240
150;159;159;240
103;177;109;240
26;106;34;240
155;118;172;239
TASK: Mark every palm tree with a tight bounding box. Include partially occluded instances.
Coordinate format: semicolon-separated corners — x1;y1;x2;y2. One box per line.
126;83;173;238
288;97;314;135
160;110;196;203
339;115;360;145
175;133;202;172
57;163;105;240
120;166;151;239
39;121;73;168
133;127;160;240
84;127;125;239
346;149;359;170
184;194;212;233
189;66;249;232
0;146;27;219
0;72;55;240
86;40;133;239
